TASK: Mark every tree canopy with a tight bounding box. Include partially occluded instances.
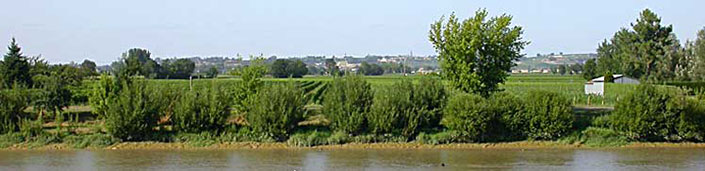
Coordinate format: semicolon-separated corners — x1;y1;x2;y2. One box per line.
429;9;528;97
270;59;308;78
0;38;32;88
596;9;684;82
112;48;194;79
359;62;384;75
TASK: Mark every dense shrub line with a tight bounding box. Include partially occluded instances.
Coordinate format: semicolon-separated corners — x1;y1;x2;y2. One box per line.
5;72;705;148
607;84;705;141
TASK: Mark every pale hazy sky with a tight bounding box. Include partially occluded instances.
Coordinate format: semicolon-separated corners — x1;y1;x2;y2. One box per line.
2;0;704;64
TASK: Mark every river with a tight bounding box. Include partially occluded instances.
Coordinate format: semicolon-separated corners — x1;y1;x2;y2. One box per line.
0;148;704;170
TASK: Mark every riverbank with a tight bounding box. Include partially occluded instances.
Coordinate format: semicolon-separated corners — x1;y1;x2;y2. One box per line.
3;141;705;151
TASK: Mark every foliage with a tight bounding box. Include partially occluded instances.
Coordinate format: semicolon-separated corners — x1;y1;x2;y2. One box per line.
232;57;267;112
558;65;567;75
287;130;330;147
369;81;413;135
691;27;705;81
559;127;629;147
0;38;32;88
114;48;158;78
678;98;705;141
80;59;98;77
324;58;341;76
359;62;384;75
429;9;528;97
415;131;463;145
323;75;373;134
603;72;614;83
64;134;120;148
488;92;527;140
160;58;195;79
89;74;118;119
173;83;231;133
523;90;573;140
270;59;308;78
206;66;218;78
245;82;306;141
413;77;447;129
32;71;72;126
369;77;446;138
441;93;496;141
608;84;685;141
0;87;29;133
596;9;683;82
103;79;160;141
582;58;598;80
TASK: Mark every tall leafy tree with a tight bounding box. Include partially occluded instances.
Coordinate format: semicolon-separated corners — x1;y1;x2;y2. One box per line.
161;58;194;79
596;9;682;82
429;9;528;97
115;48;161;78
80;59;98;77
270;59;308;78
325;58;340;76
359;62;384;75
582;58;598;80
206;66;219;78
0;38;32;88
558;65;567;75
691;28;705;81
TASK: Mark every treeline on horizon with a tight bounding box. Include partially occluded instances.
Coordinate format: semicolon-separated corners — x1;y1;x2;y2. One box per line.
0;8;704;148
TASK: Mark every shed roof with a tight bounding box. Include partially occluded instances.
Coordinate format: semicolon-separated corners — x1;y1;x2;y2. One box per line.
591;74;624;82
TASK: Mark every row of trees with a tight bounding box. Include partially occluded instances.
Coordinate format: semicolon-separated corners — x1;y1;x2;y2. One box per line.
111;48;196;79
0;38;97;133
595;9;705;82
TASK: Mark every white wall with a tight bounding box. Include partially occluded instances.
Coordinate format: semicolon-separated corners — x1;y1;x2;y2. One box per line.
585;82;604;96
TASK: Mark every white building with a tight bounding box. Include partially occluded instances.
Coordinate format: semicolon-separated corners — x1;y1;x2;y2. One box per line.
585;74;639;96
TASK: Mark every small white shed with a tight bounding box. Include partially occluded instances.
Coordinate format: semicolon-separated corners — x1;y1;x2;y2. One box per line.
584;74;639;96
585;81;604;96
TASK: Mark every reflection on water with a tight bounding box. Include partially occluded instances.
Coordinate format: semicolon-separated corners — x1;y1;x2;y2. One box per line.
0;148;704;170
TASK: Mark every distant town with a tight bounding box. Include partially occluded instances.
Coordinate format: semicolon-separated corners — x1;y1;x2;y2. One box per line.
95;53;595;76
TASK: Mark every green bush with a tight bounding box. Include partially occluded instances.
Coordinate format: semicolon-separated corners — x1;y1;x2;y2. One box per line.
19;119;43;138
488;92;527;141
0;133;24;148
0;88;29;133
608;85;685;141
441;93;497;141
677;98;705;141
368;81;412;135
326;131;351;145
404;76;447;136
287;130;330;147
523;90;573;140
559;127;628;147
322;75;373;134
89;74;117;119
369;78;446;138
149;85;181;125
104;80;161;141
173;84;231;133
245;82;306;141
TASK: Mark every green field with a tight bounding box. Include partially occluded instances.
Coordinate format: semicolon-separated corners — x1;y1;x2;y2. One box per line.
78;74;644;107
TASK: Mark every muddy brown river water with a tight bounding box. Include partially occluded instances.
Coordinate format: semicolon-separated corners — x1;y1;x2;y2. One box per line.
0;148;704;170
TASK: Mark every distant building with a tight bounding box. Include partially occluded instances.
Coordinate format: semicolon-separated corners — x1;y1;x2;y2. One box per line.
585;74;639;96
590;74;639;84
